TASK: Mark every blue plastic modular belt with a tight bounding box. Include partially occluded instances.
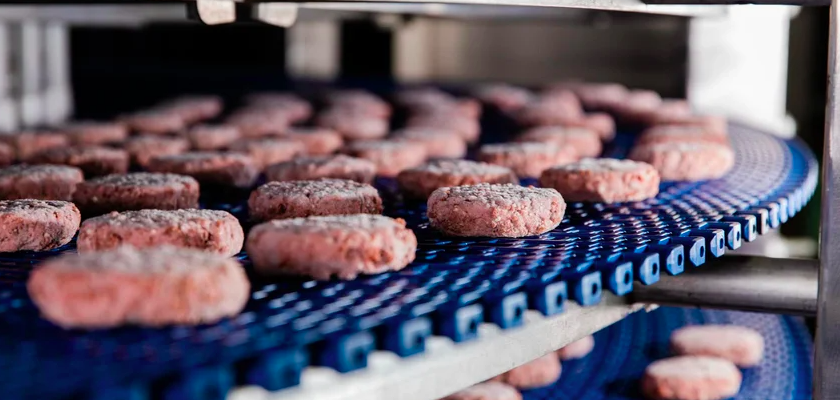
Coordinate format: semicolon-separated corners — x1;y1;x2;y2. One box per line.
522;306;813;400
0;123;819;400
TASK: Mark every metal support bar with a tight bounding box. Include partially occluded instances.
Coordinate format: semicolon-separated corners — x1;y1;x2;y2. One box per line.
816;0;840;398
631;256;817;316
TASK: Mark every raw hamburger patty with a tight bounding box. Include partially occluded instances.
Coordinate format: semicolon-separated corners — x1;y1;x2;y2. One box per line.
556;335;595;360
392;127;468;159
651;114;728;137
123;135;190;167
225;109;288;138
475;84;534;112
77;209;244;257
120;110;186;135
641;356;742;400
158;95;223;123
0;142;13;166
637;125;729;147
27;246;249;328
64;121;128;145
249;179;383;221
147;152;260;188
246;214;417;280
629;142;735;182
229;138;305;169
285;127;344;155
495;354;562;389
539;158;660;203
316;108;389;140
517;126;602;158
343;141;427;177
0;200;80;252
477;142;577;178
0;164;84;201
73;172;199;215
441;382;522;400
265;155;377;184
29;145;129;177
670;325;764;367
397;160;518;199
407;113;480;144
186;124;242;151
0;131;68;161
428;184;565;237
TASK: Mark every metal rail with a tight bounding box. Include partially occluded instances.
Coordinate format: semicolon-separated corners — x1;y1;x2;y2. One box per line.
631;256;818;316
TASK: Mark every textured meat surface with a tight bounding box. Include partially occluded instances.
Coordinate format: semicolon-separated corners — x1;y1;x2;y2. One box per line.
29;145;129;177
478;143;577;178
285;127;344;155
427;183;565;237
266;155;376;184
518;126;602;158
496;354;562;389
246;214;417;280
123;135;190;167
77;209;244;257
73;172;199;215
344;141;428;177
0;131;68;161
64;121;129;145
0;199;80;252
249;179;383;221
539;158;660;203
392;127;468;159
397;160;518;199
147;152;259;188
670;325;764;367
629;142;734;182
229;138;305;169
27;246;249;328
641;356;742;400
186;124;242;151
0;164;84;201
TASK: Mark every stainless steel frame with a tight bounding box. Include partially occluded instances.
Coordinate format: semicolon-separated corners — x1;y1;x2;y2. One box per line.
816;0;839;398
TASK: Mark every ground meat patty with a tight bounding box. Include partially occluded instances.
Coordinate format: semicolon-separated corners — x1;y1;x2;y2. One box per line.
316;108;389;140
120;111;186;135
123;135;190;167
406;114;480;144
0;142;12;166
441;382;522;400
428;183;565;237
265;155;377;184
392;127;467;159
495;354;562;390
641;356;742;400
77;209;244;257
157;95;224;123
556;335;595;360
27;246;249;328
327;90;391;119
0;199;80;252
518;126;602;158
249;179;383;221
514;96;584;127
186;124;241;151
64;121;129;145
539;158;660;203
73;172;199;215
477;142;577;179
397;160;518;199
285;127;344;155
29;145;129;177
650;114;729;137
225;109;289;138
147;152;259;188
0;164;84;201
637;125;730;147
629;142;735;182
0;131;68;161
572;83;629;110
246;92;312;123
229;138;305;169
670;325;764;367
246;214;417;280
343;141;427;177
612;89;663;121
475;84;534;113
